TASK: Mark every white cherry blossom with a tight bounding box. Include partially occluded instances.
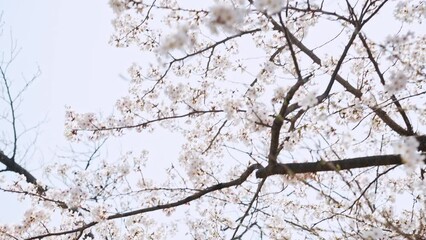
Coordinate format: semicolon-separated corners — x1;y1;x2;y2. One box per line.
254;0;283;15
394;136;425;169
299;92;318;110
207;4;245;34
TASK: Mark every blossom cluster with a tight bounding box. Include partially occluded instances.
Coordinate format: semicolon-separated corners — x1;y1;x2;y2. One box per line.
159;25;191;53
394;136;425;169
254;0;283;15
207;4;245;34
384;71;408;95
394;1;426;23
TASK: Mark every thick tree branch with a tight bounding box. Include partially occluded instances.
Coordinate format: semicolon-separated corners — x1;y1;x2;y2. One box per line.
258;135;425;178
257;154;405;178
417;135;426;152
0;150;44;193
26;163;263;240
269;79;306;165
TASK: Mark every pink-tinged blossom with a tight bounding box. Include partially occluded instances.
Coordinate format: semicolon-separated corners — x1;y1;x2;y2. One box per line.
127;63;143;83
361;227;384;239
109;13;147;48
385;71;408;94
282;131;300;151
223;99;242;120
92;205;109;222
109;0;127;15
384;31;415;47
165;83;185;102
257;62;276;84
159;25;190;53
394;1;426;23
66;187;87;208
5;1;426;239
272;86;288;103
361;91;377;107
247;102;270;126
254;0;283;15
393;136;425;169
20;209;50;233
300;92;318;110
207;4;245;34
109;0;143;15
116;96;133;114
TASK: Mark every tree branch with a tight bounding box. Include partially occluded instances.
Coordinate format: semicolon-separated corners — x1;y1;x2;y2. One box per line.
269;18;412;136
26;163;263;240
258;134;425;179
256;153;424;179
1;67;18;160
231;178;266;239
0;150;44;193
358;33;414;135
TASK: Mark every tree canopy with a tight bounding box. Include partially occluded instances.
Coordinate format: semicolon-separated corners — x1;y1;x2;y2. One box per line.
1;0;426;239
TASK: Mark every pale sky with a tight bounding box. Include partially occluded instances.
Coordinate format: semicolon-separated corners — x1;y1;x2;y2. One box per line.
0;1;161;159
0;0;145;223
2;1;135;128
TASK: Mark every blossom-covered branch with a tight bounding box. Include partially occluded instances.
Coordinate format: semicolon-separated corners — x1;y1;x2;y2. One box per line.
26;164;262;240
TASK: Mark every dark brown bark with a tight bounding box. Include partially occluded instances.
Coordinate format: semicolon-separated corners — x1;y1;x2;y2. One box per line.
256;154;403;178
257;135;426;178
0;151;44;193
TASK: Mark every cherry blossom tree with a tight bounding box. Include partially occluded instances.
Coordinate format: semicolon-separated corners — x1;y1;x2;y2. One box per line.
0;28;42;189
1;0;426;239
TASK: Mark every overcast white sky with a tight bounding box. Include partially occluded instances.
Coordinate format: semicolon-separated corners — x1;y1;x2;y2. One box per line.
0;0;145;223
2;1;135;128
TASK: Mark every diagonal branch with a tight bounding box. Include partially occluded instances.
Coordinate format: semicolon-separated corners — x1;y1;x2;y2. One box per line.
358;33;414;135
268;18;412;136
347;165;398;211
202;120;227;154
231;178;266;239
0;150;44;193
319;24;360;99
26;163;263;240
278;13;303;81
